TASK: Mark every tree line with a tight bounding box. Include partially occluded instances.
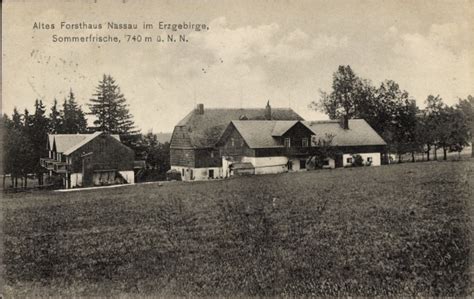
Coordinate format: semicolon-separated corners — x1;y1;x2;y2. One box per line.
311;65;473;162
2;74;170;188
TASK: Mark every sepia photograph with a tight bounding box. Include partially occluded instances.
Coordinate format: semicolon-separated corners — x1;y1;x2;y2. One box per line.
1;0;473;297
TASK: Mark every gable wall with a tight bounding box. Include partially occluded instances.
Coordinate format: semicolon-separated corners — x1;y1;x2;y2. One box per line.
195;148;222;168
170;126;193;148
219;126;255;157
170;148;196;167
282;122;314;148
68;134;134;173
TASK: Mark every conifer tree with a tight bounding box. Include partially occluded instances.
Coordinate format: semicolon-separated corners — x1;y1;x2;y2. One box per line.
49;98;62;133
61;89;88;134
3;114;33;188
88;74;137;135
11;107;23;129
29;100;50;184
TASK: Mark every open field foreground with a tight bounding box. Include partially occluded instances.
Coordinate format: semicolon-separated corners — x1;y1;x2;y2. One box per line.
2;160;472;297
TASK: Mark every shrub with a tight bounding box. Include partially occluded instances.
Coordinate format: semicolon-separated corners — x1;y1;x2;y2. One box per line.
352;154;364;167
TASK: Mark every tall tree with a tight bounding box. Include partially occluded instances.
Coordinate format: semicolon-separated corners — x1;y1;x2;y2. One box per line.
61;89;88;134
29;100;50;184
424;95;445;160
315;65;364;119
3;109;35;188
456;95;473;157
11;107;23;129
445;106;470;158
312;66;420;162
390;99;419;162
88;74;137;135
49;98;62;133
414;113;433;161
139;132;171;173
374;83;418;162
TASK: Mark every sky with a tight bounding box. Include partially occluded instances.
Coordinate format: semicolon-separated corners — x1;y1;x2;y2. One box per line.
2;0;473;133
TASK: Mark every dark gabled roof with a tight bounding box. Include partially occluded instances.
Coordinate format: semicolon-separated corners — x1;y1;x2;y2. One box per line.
271;121;299;136
48;132;121;155
231;120;303;148
221;119;386;149
303;119;387;146
174;107;303;148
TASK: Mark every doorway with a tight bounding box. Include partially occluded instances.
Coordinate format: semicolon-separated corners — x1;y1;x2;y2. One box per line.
300;159;306;169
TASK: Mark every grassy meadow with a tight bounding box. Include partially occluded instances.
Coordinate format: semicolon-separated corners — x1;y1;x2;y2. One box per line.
2;160;472;297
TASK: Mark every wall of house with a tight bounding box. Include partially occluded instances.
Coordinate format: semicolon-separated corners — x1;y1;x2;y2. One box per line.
222;157;232;178
334;145;387;155
119;170;135;184
281;122;314;148
92;171;117;186
323;158;336;169
242;156;288;175
219;127;256;157
288;158;300;171
171;165;223;181
170;148;196;168
69;134;134;173
170;126;196;168
342;152;381;167
70;173;83;188
170;126;193;148
195;149;222;168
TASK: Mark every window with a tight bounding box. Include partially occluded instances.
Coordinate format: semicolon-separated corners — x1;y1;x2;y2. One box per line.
302;138;308;147
182;169;185;176
210;151;214;158
367;157;373;162
231;138;235;147
323;160;330;166
346;157;353;164
284;138;291;148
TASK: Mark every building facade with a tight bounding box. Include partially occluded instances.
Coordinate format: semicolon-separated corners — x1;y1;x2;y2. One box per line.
40;132;135;188
170;102;304;180
170;102;387;181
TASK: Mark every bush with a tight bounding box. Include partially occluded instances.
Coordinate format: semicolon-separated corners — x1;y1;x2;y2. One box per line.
352;154;364;167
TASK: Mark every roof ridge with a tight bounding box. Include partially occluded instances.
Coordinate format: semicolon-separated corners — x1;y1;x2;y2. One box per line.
195;107;296;110
63;131;103;155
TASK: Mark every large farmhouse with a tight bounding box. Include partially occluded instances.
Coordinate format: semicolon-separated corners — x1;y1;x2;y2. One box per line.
170;102;387;181
40;132;135;188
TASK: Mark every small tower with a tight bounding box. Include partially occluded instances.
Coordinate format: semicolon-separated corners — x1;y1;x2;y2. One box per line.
265;100;272;120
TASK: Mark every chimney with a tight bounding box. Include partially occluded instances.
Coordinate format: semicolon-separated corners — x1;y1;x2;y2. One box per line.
265;100;272;120
340;115;349;130
196;103;204;115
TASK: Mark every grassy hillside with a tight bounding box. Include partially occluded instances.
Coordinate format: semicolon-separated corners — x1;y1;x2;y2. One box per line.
2;160;472;297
